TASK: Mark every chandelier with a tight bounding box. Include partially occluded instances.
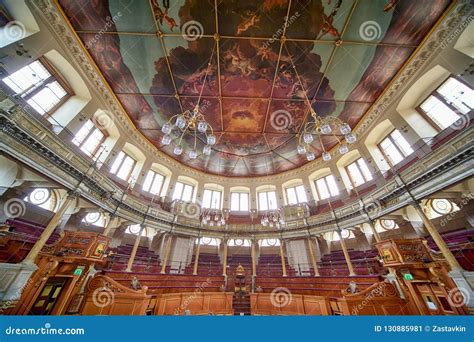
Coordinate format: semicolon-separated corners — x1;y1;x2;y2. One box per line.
161;42;217;159
285;45;357;162
201;208;226;227
261;209;284;228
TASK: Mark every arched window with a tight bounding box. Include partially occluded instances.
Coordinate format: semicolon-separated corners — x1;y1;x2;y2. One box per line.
285;185;307;205
202;189;222;209
2;58;72;117
230;191;249;212
82;212;106;227
125;224;146;236
418;76;473;130
345;158;373;188
375;219;399;232
425;199;460;219
260;238;280;247
72;119;107;159
314;175;339;200
258;190;277;211
378;129;413;167
172;181;194;202
228;239;251;247
110;151;136;182
23;188;56;211
142;169;165;195
198;237;220;246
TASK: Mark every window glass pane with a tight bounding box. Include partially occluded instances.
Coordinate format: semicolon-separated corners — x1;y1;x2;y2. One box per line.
230;193;239;211
316;178;330;199
295;185;307;203
116;156;134;180
357;159;373;181
150;173;164;195
287;187;297;205
391;130;414;156
172;182;184;200
420;96;460;129
240;193;249;211
143;171;154;192
2;60;51;94
72;120;94;146
81;129;104;157
268;191;277;209
347;162;365;186
202;189;212;208
380;137;404;165
110;151;125;174
437;77;474;114
211;191;221;209
259;192;268;211
182;184;193;202
326;175;339;196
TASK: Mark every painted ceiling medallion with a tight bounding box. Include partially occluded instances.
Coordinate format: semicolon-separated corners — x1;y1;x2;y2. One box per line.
57;0;450;176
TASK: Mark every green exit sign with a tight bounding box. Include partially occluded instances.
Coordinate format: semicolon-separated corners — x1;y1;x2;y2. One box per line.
403;273;414;280
73;267;84;276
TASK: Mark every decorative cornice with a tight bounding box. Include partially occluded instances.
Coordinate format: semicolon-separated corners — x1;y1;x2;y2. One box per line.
26;0;474;183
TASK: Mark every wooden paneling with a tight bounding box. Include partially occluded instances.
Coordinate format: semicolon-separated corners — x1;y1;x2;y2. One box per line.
251;293;331;315
154;292;234;315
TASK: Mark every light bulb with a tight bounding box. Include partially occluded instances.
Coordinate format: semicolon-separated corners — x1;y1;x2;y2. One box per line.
207;135;216;145
161;123;172;134
188;150;198;159
345;132;357;144
161;134;171;145
197;121;208;133
297;145;306;155
173;146;183;155
340;123;351;135
203;145;212;155
303;133;314;144
176;115;186;129
339;144;349;154
306;151;315;161
322;151;331;161
320;124;332;134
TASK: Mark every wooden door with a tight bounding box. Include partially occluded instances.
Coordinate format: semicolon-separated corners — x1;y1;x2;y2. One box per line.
29;278;67;315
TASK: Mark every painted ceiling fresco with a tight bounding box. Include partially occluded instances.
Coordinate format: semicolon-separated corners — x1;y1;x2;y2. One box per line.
57;0;451;177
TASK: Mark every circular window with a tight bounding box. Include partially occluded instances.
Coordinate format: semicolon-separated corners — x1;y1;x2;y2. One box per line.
128;224;142;235
234;239;244;246
431;199;453;215
265;239;278;246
